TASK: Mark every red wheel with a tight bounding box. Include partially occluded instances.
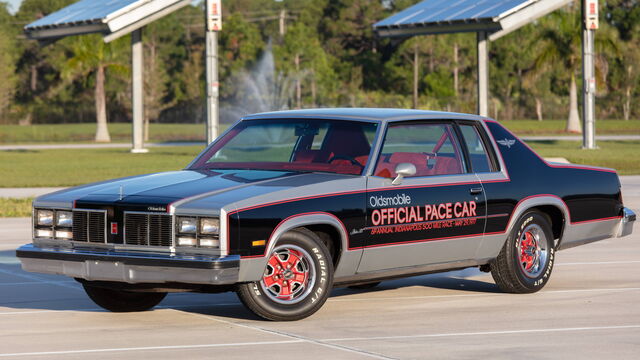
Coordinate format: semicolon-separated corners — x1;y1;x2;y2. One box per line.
236;228;333;321
261;245;315;304
491;210;555;293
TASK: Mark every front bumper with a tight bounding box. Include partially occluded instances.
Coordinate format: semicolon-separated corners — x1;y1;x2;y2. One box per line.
617;207;636;238
16;244;240;285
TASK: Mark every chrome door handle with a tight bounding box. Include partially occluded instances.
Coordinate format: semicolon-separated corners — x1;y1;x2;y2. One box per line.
470;187;483;195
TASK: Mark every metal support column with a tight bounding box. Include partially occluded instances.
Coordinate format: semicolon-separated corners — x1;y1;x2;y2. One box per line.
477;31;489;117
205;30;219;144
582;8;596;149
131;28;147;153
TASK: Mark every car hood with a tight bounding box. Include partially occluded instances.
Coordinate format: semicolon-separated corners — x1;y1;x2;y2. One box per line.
35;169;356;214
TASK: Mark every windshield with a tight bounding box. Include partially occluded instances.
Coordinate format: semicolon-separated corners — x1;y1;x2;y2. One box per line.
191;119;379;175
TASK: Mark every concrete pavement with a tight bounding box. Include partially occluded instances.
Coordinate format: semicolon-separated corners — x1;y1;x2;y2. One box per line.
0;179;638;359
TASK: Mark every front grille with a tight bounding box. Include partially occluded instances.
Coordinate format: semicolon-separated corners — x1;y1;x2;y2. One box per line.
124;212;173;247
72;210;106;243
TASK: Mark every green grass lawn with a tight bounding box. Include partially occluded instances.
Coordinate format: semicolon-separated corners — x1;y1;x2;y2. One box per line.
0;120;637;144
526;140;640;175
0;123;214;143
500;119;640;135
0;141;637;189
0;198;33;217
0;146;204;187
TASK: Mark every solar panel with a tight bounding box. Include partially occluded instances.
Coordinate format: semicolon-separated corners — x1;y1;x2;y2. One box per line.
375;0;531;28
26;0;140;30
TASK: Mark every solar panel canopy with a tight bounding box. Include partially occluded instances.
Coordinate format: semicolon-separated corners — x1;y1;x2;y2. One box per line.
24;0;191;42
375;0;572;40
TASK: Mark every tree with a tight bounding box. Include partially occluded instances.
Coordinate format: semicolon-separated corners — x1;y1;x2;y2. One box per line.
0;3;18;122
60;35;128;142
532;7;618;133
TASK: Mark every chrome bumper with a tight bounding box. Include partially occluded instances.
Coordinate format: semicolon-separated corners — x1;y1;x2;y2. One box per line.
16;244;240;285
617;207;636;238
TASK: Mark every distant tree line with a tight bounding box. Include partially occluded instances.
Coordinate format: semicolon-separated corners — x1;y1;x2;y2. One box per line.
0;0;638;139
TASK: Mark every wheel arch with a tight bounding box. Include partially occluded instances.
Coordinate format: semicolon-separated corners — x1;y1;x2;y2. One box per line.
505;195;569;247
267;212;348;268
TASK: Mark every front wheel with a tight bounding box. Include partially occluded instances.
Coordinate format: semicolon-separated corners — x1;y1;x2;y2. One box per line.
236;228;334;321
82;283;167;312
491;210;555;294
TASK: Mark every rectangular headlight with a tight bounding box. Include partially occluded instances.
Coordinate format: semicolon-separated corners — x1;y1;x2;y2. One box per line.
200;218;220;235
36;229;53;238
36;210;54;226
178;217;197;233
56;211;73;227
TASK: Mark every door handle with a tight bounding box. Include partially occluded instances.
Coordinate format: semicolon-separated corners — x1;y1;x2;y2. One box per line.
470;187;483;195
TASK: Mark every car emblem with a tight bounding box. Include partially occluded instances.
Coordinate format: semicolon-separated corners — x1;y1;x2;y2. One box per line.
497;138;516;148
119;185;124;200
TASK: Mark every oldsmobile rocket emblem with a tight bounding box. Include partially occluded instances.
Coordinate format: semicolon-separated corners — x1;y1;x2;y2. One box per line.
497;138;516;148
119;185;124;201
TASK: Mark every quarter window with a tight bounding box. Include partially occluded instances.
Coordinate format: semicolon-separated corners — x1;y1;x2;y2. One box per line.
459;125;492;173
375;123;466;178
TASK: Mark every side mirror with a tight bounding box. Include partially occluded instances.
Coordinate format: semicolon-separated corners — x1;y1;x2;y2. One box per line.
392;163;416;185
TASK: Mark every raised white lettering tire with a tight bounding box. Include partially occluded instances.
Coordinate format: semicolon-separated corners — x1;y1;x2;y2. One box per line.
236;228;333;321
490;210;555;293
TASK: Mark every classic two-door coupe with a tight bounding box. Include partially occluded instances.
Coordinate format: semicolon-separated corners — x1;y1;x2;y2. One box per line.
17;109;635;320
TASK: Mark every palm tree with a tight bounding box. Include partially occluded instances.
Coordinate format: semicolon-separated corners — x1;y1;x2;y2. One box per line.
62;35;128;142
532;8;617;133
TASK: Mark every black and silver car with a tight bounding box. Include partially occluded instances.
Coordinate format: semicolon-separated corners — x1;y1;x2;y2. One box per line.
17;109;636;321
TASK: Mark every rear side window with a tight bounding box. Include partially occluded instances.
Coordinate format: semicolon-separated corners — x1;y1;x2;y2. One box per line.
375;123;466;178
459;125;492;173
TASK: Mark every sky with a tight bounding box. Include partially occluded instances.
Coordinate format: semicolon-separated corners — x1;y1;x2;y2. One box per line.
5;0;22;14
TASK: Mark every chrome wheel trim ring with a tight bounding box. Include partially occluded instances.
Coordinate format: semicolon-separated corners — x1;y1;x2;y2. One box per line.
259;244;317;305
517;223;549;279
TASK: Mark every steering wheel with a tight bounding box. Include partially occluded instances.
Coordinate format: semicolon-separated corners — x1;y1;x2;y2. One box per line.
328;155;364;169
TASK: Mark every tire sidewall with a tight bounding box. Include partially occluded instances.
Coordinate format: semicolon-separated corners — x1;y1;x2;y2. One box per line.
507;211;555;291
240;229;333;320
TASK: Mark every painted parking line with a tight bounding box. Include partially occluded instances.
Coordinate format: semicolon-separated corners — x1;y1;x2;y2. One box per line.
329;286;640;302
325;324;640;342
0;324;638;358
556;260;640;266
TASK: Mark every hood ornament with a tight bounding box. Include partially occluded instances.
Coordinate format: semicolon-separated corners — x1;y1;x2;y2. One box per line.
119;185;124;201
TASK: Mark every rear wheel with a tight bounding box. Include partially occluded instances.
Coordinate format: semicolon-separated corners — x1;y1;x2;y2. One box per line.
82;283;167;312
491;210;555;293
236;228;333;321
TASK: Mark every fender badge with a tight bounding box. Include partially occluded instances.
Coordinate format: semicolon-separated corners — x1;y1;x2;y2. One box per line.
497;138;516;148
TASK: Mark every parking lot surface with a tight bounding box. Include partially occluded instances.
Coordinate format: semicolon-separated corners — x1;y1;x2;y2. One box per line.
1;176;638;359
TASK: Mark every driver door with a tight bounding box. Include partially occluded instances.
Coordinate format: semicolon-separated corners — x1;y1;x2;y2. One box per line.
358;121;487;272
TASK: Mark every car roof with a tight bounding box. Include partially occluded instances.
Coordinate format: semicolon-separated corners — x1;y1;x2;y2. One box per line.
241;108;487;123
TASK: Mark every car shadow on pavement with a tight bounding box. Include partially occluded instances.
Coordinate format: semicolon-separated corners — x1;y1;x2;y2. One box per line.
1;247;502;319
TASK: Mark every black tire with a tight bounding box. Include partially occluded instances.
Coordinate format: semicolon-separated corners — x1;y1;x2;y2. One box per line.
348;282;381;290
82;283;167;312
236;228;334;321
491;210;555;294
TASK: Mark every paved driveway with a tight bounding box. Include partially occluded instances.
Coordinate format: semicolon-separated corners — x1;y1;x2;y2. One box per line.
0;177;638;359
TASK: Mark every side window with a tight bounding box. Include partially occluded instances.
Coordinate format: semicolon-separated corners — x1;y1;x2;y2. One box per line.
375;123;466;178
459;125;492;173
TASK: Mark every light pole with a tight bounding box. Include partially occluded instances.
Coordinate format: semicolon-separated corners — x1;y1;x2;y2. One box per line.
582;0;598;149
205;0;222;144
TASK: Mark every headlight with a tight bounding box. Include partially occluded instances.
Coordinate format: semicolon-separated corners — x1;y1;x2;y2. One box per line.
200;218;220;235
36;210;54;226
56;211;73;227
178;217;197;233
